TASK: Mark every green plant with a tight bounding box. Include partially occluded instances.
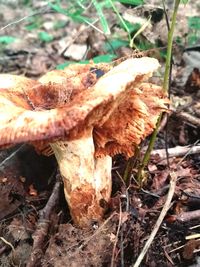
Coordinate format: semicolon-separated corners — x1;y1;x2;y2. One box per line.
136;0;183;182
48;0;149;60
56;54;117;69
38;31;54;42
117;0;144;4
0;36;17;45
187;16;200;45
25;16;43;31
46;0;189;186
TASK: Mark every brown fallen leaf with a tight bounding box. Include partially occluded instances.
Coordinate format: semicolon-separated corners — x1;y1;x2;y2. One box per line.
185;68;200;93
0;176;25;220
183;239;200;260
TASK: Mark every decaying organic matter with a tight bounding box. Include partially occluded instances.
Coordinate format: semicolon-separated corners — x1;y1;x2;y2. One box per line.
0;57;168;227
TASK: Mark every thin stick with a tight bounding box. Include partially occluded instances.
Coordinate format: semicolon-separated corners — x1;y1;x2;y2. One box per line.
0;144;26;168
133;171;177;267
151;144;200;160
175;210;200;223
0;6;50;32
0;237;15;252
176;112;200;127
111;203;122;267
27;178;61;267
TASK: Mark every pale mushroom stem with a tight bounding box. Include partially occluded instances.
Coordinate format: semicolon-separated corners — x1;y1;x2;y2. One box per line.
50;128;112;227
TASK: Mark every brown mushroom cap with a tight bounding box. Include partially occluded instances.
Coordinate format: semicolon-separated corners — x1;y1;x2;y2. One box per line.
0;62;108;146
0;57;168;156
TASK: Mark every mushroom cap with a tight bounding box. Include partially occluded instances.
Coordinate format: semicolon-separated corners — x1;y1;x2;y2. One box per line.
0;57;168;157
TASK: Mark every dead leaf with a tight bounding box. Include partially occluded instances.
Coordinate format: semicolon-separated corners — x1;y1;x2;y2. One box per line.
183;239;200;260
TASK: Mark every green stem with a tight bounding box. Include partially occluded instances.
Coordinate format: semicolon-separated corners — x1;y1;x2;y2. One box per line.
123;146;140;185
108;0;131;42
136;114;162;183
136;0;180;183
163;0;180;93
123;158;133;185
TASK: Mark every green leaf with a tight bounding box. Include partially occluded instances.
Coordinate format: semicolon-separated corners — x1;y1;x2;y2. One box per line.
48;2;69;14
159;49;167;59
21;0;32;5
181;0;189;4
53;20;67;29
56;62;75;70
108;0;131;41
68;11;92;24
188;34;198;45
104;39;129;52
38;31;54;42
175;36;182;45
116;0;144;5
0;36;17;44
188;16;200;30
134;39;153;51
92;54;117;63
26;21;41;31
92;0;110;34
120;20;141;34
56;59;91;70
48;2;92;24
25;16;42;31
56;54;117;69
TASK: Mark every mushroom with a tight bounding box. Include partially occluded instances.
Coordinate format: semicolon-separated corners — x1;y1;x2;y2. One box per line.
0;57;168;227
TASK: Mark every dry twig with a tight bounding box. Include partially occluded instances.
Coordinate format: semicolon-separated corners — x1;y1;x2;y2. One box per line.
27;178;61;267
111;203;122;267
133;171;177;267
175;210;200;223
151;144;200;160
177;112;200;127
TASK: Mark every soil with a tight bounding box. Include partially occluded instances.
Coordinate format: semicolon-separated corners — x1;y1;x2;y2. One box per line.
0;1;200;267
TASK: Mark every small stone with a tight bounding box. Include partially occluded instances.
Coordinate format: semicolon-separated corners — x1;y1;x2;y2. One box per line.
64;43;87;61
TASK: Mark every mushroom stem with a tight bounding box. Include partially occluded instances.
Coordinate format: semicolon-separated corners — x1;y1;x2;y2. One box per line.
50;128;112;227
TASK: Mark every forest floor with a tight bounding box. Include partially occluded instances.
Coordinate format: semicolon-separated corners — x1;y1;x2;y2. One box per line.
0;1;200;267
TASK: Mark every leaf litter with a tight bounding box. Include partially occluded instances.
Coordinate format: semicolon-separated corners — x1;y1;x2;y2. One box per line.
0;1;200;267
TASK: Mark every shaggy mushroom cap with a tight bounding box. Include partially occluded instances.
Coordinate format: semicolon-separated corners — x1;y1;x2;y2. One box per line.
0;57;167;152
0;62;109;147
0;57;168;227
